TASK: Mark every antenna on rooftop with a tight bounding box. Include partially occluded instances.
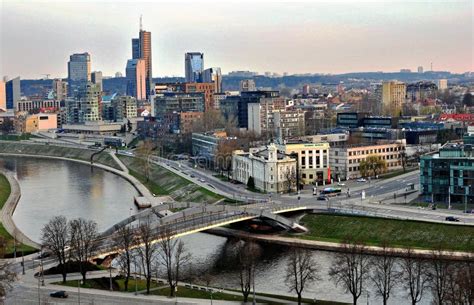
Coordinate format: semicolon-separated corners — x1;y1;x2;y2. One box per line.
140;15;143;31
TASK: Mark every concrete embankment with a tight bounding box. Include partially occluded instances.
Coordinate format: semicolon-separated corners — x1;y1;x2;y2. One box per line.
206;227;474;261
0;170;41;249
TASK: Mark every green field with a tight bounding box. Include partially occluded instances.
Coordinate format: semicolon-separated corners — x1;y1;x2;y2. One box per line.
0;223;36;257
118;155;223;204
0;142;120;169
0;173;10;209
0;134;34;141
299;214;474;252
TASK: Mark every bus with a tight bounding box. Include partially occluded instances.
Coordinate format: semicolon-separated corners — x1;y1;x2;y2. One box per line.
321;187;342;197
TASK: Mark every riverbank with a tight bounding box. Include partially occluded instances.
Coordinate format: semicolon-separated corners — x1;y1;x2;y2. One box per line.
0;171;40;257
0;142;120;169
118;155;223;204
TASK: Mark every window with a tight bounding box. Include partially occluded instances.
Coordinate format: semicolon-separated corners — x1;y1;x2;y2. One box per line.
309;174;313;179
302;173;307;178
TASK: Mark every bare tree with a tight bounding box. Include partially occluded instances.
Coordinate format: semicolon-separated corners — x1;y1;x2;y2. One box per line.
445;260;473;305
0;261;16;298
41;216;70;282
113;225;135;291
284;168;297;193
285;247;320;305
369;242;400;305
427;247;452;305
400;248;429;305
157;230;191;297
136;140;155;182
329;237;371;305
69;218;99;283
136;220;159;294
236;240;261;303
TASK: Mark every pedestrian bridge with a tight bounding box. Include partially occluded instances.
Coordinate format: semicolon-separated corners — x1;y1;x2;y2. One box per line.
93;202;317;259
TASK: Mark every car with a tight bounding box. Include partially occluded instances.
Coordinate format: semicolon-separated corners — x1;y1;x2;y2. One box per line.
190;174;196;178
199;179;206;183
464;209;474;214
337;182;346;186
445;216;460;222
317;196;329;201
50;291;68;298
357;178;367;183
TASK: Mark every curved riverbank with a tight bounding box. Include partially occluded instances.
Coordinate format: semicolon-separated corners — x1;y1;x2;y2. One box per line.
0;170;40;249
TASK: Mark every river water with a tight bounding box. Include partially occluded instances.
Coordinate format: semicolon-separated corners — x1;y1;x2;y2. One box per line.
0;156;434;304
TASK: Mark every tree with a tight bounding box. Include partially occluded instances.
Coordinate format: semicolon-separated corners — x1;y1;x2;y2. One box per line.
69;218;99;283
41;216;70;283
445;260;473;305
284;167;297;193
237;240;261;303
192;108;225;133
285;247;320;305
0;261;15;298
329;237;371;305
462;92;473;107
0;118;14;134
359;155;387;178
247;176;255;190
215;140;239;178
136;140;155;182
427;247;452;305
369;242;400;305
400;248;429;305
113;226;135;291
157;230;191;297
136;220;159;294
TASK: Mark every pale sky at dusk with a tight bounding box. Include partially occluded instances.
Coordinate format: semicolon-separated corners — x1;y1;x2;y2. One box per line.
1;0;473;79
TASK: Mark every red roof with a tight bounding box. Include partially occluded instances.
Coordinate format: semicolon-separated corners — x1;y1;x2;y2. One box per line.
438;113;474;122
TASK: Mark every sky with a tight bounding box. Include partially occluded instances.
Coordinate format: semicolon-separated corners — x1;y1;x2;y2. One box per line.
0;0;473;79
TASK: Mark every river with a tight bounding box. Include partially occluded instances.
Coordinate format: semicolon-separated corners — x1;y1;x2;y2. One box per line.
0;156;434;304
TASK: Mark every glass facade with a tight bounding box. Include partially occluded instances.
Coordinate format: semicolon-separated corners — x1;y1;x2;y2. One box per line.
185;52;204;82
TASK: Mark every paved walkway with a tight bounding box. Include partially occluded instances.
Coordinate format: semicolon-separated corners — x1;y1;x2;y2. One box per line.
0;170;40;250
110;151;129;174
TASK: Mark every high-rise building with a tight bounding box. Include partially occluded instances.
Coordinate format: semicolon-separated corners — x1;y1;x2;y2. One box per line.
417;66;424;74
91;71;103;92
126;59;147;100
52;79;68;101
185;52;204;83
302;84;310;95
115;72;123;78
66;82;101;123
202;67;222;93
240;79;256;92
437;79;448;91
382;81;406;117
0;80;6;110
67;52;91;97
131;23;152;98
5;77;21;110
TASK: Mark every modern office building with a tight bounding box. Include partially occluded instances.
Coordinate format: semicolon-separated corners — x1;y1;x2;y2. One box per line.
131;22;152;98
330;141;406;180
240;79;256;92
232;143;297;193
420;143;474;205
91;71;103;92
382;81;406;117
17;100;60;112
336;112;369;128
0;80;6;110
67;53;91;96
182;82;215;111
417;66;424;74
126;59;147;100
437;79;448;91
66;82;101;123
5;77;21;110
185;52;204;83
202;67;222;93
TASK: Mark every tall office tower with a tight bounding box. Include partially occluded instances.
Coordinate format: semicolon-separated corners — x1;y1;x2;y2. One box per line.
437;79;448;91
5;77;21;110
382;81;406;117
91;71;103;92
417;66;424;74
0;80;6;110
302;84;310;95
66;82;101;123
185;52;204;83
67;52;91;97
52;79;68;101
126;59;146;100
131;19;152;98
240;79;256;92
202;67;222;93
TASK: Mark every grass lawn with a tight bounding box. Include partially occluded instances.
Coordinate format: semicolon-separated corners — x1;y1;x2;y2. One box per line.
0;173;11;209
299;214;474;252
118;155;223;204
58;277;159;292
0;223;37;257
0;134;33;141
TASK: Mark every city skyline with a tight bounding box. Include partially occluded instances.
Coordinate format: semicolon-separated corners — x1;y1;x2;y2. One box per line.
1;0;473;79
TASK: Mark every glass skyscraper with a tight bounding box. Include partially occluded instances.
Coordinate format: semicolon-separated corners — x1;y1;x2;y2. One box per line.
185;52;204;83
67;52;91;97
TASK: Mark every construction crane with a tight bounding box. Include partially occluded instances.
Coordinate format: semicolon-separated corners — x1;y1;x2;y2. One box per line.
42;74;50;80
